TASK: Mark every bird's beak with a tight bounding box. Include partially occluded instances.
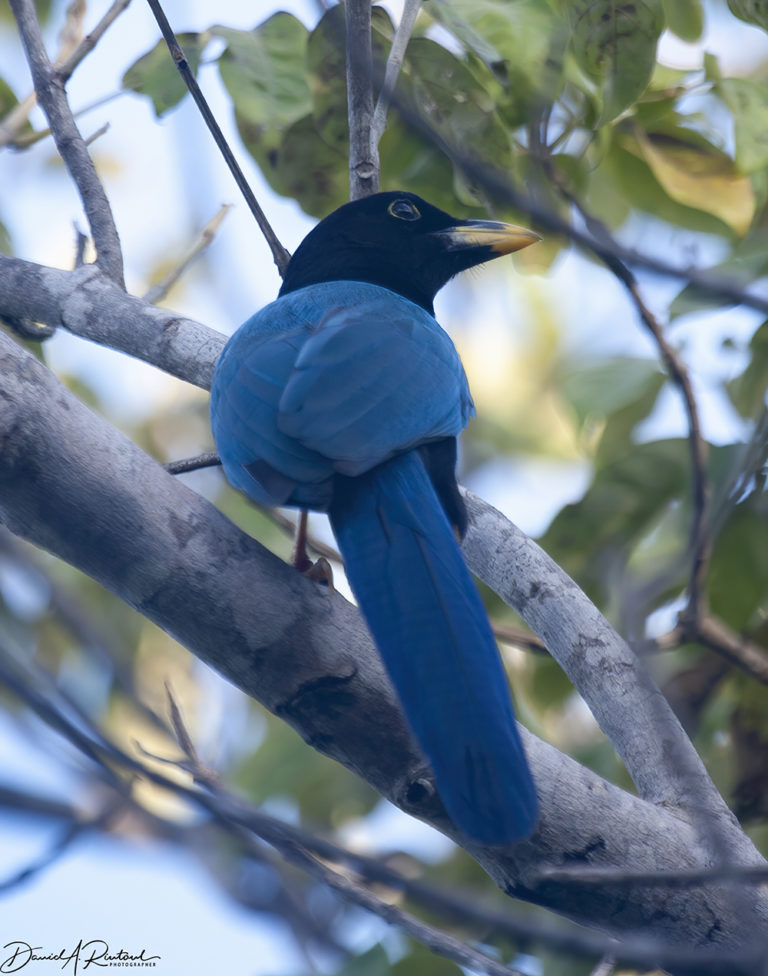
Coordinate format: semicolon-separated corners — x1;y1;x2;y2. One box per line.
433;219;541;255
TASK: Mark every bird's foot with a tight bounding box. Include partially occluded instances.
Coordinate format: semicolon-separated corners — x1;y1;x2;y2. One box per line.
303;556;334;590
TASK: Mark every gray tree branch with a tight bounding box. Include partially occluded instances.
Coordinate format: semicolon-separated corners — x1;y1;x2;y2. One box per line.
1;324;767;954
371;0;421;147
9;0;124;284
0;253;750;853
461;493;744;848
0;255;222;388
345;0;378;198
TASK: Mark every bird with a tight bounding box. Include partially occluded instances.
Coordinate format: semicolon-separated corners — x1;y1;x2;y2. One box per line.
210;190;540;844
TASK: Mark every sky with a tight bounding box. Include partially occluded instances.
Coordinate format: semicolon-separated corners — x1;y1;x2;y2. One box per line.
1;1;768;974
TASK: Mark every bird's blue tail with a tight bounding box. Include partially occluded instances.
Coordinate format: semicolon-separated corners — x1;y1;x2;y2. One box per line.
329;451;538;844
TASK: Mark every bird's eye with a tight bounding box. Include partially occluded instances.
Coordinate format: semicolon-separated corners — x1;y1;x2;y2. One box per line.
388;199;421;221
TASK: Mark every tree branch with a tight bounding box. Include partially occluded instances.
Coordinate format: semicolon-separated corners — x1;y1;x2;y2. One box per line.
373;84;768;315
9;0;124;284
142;204;232;304
1;328;767;951
459;493;741;839
5;641;764;975
345;0;378;198
0;252;760;853
0;256;223;388
57;0;133;85
370;0;421;147
145;0;291;276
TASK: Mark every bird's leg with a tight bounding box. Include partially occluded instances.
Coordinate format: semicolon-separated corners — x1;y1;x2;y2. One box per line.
291;509;313;573
291;510;334;588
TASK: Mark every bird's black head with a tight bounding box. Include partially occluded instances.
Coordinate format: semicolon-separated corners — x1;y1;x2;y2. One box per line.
278;191;539;315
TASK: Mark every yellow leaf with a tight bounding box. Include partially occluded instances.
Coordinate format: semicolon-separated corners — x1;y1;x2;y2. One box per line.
631;129;755;235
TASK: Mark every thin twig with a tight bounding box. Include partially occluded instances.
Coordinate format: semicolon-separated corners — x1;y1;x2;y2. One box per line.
57;0;133;85
0;91;37;148
164;452;221;475
538;153;768;687
84;121;109;146
628;279;712;624
0;0;128;148
694;616;768;685
143;204;232;304
492;621;549;654
73;224;87;268
345;0;378;198
370;0;421;147
8;90;125;150
56;0;87;65
10;0;125;284
272;842;530;976
144;0;291;276
647;622;768;689
0;797;124;894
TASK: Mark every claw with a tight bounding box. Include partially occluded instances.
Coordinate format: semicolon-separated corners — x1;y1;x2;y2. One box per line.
291;511;334;589
304;556;334;590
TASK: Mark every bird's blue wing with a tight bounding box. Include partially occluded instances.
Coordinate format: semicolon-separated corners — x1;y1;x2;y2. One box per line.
278;289;473;474
211;322;337;507
211;281;473;506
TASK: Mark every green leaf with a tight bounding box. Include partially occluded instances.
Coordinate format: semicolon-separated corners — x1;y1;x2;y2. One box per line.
403;37;513;169
709;499;768;629
662;0;703;41
595;372;666;468
728;0;768;31
236;712;378;823
379;115;460;213
607;137;738;235
726;319;768;418
0;0;52;24
305;7;392;152
305;4;349;152
717;78;768;174
214;15;311;128
703;52;722;82
0;76;35;142
0;76;19;116
429;0;562;124
560;357;663;428
236;112;348;217
122;33;209;117
628;129;755;235
541;439;690;594
569;0;665;123
427;0;505;71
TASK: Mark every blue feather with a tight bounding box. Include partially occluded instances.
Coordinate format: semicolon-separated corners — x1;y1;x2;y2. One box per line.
211;244;539;843
329;451;538;843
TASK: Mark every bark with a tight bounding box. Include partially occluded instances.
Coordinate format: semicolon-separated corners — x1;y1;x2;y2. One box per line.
1;321;767;961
